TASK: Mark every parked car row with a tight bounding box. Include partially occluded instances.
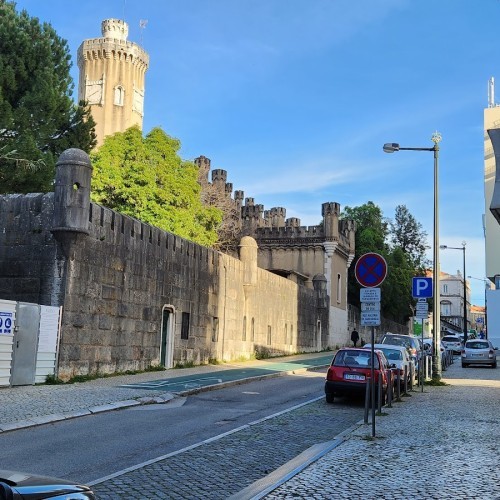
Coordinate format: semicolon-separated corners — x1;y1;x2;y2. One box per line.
325;332;499;404
324;347;394;405
324;333;424;404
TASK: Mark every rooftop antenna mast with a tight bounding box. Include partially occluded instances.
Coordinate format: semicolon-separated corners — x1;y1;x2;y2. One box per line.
139;19;148;46
488;77;495;108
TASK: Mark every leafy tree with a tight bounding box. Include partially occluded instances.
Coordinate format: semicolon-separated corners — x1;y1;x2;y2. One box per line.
390;204;428;270
342;202;428;323
0;0;96;193
342;202;388;256
342;202;389;306
382;247;415;323
90;126;222;247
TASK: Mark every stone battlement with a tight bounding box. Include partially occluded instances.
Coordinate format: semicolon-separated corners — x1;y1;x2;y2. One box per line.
193;155;356;253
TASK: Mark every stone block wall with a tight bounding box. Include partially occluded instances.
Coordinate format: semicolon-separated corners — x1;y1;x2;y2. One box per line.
0;149;330;379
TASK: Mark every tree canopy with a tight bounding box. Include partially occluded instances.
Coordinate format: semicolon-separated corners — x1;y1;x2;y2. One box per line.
0;0;96;193
342;202;428;323
90;127;223;247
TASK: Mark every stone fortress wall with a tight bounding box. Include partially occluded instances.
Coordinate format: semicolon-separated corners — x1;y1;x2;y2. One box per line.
195;155;356;347
0;150;329;379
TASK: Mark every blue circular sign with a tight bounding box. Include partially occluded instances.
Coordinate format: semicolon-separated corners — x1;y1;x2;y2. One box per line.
355;252;388;288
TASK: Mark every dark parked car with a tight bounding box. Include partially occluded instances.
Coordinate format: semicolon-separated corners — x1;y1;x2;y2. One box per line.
324;347;392;404
0;470;95;499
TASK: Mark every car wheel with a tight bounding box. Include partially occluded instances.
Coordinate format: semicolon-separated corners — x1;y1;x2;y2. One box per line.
326;393;334;404
462;362;467;368
492;361;497;369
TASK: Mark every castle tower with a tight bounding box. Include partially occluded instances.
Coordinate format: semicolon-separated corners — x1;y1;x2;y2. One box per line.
77;19;149;147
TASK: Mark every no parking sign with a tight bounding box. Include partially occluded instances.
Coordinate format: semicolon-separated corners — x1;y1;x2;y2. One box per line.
355;253;387;288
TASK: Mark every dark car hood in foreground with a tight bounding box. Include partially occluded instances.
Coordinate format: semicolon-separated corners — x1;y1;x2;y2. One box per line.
0;470;94;499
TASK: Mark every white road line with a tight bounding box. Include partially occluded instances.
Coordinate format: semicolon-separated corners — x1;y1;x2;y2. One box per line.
88;395;324;486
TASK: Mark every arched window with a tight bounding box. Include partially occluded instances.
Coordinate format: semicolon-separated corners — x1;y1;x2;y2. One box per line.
114;85;124;106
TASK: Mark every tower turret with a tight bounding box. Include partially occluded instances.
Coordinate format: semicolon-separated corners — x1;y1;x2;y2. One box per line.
322;202;340;239
77;19;149;146
195;155;211;183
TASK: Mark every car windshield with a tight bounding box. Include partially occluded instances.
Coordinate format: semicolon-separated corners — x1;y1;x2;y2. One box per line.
380;348;403;361
334;350;380;369
382;336;412;348
466;341;489;350
442;336;460;342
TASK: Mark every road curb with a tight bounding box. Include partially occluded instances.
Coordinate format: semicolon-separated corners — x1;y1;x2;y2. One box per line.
0;365;329;433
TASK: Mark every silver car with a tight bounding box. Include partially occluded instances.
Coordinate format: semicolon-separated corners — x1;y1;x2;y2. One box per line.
461;339;497;368
364;343;415;385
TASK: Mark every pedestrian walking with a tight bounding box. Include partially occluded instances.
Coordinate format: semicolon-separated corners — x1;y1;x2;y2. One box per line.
351;328;360;347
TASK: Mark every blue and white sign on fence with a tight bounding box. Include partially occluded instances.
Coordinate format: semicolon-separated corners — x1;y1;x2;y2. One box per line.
412;277;433;298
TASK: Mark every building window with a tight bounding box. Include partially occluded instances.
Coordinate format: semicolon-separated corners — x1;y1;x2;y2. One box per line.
212;317;219;342
284;323;288;344
267;325;272;345
442;284;448;294
181;312;190;340
242;316;247;341
441;301;452;316
337;273;341;303
114;85;124;106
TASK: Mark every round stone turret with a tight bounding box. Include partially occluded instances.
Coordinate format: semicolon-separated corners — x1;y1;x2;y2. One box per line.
52;148;92;235
102;19;128;41
239;236;258;285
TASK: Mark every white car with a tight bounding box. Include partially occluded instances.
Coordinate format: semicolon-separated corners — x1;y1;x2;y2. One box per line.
364;344;415;386
441;335;462;354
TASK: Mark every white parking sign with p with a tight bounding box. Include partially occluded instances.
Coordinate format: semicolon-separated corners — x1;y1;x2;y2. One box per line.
412;277;433;298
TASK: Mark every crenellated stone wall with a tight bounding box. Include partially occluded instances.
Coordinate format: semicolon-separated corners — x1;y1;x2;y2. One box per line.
194;155;357;347
0;150;329;379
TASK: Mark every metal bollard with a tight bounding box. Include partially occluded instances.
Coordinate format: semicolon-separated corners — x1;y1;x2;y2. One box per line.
409;363;414;391
403;365;408;394
377;372;383;413
364;380;370;423
396;370;401;400
386;370;393;408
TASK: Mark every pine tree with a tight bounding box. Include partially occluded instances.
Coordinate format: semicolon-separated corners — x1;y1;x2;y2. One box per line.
0;1;96;193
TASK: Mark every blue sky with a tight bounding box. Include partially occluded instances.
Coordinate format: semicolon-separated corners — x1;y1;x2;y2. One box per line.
13;0;496;305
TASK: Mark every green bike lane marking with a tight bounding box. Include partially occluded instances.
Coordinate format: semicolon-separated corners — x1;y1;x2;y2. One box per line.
119;354;333;392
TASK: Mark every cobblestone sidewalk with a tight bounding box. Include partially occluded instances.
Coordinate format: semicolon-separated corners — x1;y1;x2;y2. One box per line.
264;362;500;499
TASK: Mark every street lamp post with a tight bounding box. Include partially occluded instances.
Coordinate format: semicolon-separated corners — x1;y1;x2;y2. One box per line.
383;132;442;380
441;242;467;343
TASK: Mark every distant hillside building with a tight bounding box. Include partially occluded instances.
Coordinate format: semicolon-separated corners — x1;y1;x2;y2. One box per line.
77;19;149;146
440;269;470;335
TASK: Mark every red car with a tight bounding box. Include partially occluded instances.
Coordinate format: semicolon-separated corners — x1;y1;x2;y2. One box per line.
324;347;392;404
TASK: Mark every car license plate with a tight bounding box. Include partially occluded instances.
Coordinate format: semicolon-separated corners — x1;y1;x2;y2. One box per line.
344;373;365;381
472;353;483;357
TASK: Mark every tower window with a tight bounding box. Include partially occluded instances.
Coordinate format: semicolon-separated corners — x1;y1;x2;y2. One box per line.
114;85;125;106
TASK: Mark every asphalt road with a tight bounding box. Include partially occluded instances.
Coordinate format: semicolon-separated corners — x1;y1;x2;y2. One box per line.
0;368;361;485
